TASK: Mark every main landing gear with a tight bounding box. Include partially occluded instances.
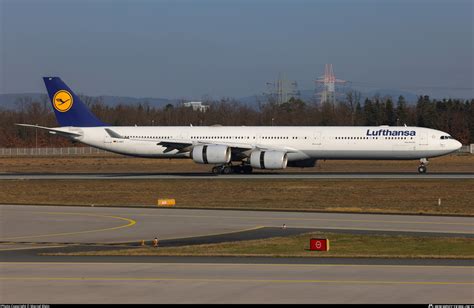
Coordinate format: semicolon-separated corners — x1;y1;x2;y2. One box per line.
418;158;428;174
212;164;253;174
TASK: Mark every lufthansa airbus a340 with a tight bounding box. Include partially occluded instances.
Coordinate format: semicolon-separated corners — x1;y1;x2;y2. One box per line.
17;77;462;174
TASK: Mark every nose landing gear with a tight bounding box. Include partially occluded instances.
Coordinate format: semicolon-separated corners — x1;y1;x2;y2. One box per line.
418;158;429;174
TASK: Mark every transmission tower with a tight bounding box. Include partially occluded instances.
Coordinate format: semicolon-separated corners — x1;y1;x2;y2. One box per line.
315;64;347;104
265;73;300;104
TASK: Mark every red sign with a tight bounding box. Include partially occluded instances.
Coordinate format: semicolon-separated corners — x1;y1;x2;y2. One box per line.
310;238;330;251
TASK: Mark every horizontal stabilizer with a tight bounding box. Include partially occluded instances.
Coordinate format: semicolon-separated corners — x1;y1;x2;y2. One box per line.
15;124;83;139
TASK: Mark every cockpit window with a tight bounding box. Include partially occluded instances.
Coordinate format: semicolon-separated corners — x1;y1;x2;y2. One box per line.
440;136;454;140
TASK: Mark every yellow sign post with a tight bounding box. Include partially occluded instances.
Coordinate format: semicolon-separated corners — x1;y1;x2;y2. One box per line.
157;199;176;207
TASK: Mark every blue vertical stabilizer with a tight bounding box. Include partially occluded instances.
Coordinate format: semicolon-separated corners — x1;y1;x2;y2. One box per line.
43;77;106;127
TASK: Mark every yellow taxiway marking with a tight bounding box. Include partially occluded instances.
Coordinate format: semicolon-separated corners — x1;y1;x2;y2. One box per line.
3;207;473;227
127;212;474;227
0;276;472;285
0;245;66;252
120;212;474;234
0;212;136;241
1;225;265;245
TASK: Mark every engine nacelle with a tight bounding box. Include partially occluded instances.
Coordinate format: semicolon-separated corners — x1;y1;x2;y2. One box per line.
191;145;231;164
249;150;288;169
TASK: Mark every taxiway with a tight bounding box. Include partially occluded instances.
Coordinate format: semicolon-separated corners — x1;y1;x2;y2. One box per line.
1;204;473;303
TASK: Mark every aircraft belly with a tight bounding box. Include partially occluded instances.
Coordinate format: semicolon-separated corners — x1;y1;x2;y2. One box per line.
102;140;178;157
287;151;312;161
306;147;453;160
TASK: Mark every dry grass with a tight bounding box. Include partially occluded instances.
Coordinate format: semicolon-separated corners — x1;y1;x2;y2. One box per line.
1;154;472;215
1;153;473;173
48;232;474;259
1;179;473;215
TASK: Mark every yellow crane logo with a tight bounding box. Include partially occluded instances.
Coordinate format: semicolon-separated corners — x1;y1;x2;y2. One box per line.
53;90;73;112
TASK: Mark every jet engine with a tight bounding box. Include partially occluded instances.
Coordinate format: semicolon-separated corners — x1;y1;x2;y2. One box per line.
191;144;231;164
249;150;288;169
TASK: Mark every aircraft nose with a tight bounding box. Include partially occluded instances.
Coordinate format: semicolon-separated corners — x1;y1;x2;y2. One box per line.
454;140;462;150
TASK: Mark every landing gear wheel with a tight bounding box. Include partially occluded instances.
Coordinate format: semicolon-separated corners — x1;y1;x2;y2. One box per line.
418;165;427;174
232;165;243;174
242;165;253;174
222;166;233;174
212;164;251;175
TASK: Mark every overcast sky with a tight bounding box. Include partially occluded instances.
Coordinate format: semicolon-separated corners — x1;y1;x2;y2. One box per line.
1;0;472;99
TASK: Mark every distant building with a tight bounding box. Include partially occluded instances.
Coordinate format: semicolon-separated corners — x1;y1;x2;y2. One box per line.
183;101;210;112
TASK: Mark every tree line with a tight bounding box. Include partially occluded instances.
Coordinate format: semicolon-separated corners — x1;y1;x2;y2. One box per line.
0;92;473;147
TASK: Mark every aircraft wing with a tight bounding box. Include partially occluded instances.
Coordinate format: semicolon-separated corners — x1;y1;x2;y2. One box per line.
158;140;194;153
156;140;254;154
254;144;299;153
157;139;298;156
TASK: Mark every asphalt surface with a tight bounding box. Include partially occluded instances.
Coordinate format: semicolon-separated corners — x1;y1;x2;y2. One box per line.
1;204;473;303
1;205;473;245
2;262;473;303
0;171;473;179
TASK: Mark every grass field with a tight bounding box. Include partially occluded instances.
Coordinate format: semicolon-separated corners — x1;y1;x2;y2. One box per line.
3;155;471;259
1;154;473;215
1;153;473;173
47;232;474;259
1;179;473;215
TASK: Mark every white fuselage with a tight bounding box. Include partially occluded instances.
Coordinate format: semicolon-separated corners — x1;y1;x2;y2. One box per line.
59;125;462;162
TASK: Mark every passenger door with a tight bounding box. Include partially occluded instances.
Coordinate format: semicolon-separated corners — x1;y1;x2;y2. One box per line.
313;132;322;145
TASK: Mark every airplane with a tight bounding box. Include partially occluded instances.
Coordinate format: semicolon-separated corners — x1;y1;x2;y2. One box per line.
17;77;462;174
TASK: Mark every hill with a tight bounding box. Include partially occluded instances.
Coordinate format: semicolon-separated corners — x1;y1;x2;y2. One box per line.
0;93;176;110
